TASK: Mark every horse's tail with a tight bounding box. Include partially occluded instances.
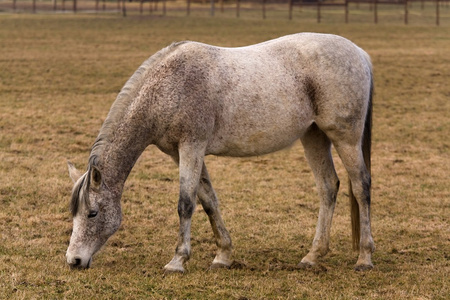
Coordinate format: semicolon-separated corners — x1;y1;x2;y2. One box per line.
350;72;373;251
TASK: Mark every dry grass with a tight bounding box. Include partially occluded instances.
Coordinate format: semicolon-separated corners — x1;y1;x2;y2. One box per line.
0;13;449;299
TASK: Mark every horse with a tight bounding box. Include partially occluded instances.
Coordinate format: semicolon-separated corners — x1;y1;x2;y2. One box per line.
66;33;375;272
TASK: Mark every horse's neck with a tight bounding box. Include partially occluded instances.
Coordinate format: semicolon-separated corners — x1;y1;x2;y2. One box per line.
94;112;153;188
90;47;178;189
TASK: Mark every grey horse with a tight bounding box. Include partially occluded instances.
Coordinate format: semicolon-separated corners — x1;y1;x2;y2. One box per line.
66;33;374;272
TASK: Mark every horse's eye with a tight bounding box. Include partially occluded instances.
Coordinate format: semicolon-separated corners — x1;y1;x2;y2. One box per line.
88;211;98;218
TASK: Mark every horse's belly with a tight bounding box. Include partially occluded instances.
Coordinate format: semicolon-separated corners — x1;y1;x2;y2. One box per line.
206;116;309;157
208;135;298;157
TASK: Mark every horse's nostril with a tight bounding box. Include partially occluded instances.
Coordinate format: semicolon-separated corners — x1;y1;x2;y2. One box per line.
74;258;82;266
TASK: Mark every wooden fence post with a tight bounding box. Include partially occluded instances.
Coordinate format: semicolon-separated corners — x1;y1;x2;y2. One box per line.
73;0;77;13
404;0;408;24
289;0;293;20
187;0;191;16
374;0;378;24
210;0;215;16
236;0;240;17
345;0;349;23
317;1;321;23
33;0;36;13
262;0;266;19
122;0;126;16
436;0;440;25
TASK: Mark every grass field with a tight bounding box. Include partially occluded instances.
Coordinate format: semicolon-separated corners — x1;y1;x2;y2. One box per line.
0;13;449;299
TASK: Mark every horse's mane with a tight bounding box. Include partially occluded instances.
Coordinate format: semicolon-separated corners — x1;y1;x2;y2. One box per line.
88;41;187;167
70;41;187;216
70;169;91;216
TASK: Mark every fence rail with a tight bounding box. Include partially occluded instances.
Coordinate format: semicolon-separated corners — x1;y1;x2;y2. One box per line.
1;0;448;25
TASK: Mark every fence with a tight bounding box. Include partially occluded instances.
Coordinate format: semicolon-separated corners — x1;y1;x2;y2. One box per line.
1;0;448;25
289;0;447;25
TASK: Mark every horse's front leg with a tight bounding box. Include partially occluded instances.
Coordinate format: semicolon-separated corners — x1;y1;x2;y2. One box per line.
164;144;205;273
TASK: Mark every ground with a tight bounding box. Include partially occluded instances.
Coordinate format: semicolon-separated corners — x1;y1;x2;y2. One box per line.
0;13;449;299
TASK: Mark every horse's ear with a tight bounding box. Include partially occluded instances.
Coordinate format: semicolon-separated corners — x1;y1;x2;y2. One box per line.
90;166;102;189
67;161;82;183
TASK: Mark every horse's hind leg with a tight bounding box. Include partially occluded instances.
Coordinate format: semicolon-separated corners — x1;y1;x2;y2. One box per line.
332;140;374;270
197;163;233;269
299;124;340;268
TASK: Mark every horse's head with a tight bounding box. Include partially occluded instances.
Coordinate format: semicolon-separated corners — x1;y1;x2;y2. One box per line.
65;162;122;269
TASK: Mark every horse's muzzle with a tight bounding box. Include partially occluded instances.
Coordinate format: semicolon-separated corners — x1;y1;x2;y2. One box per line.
67;255;92;269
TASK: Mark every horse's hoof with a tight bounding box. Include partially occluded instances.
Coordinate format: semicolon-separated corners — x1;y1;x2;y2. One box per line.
210;260;246;270
354;263;373;271
209;264;230;270
163;265;185;275
297;261;314;269
297;262;327;273
210;262;231;270
163;269;185;276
